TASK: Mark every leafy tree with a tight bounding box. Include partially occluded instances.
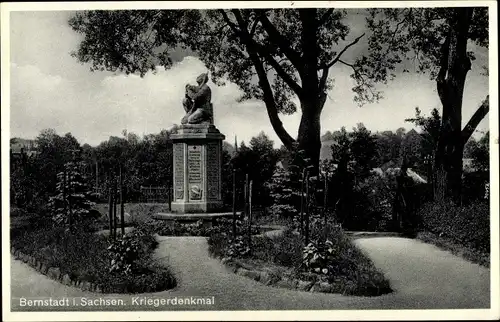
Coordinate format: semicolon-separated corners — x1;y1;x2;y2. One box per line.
374;130;403;165
366;7;489;202
471;131;489;172
405;107;442;160
350;123;378;179
49;157;97;231
69;8;413;175
463;136;479;159
231;132;278;208
267;165;298;219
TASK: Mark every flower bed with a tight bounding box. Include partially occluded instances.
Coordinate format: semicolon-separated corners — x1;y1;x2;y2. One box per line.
10;224;176;293
208;218;392;296
142;217;261;237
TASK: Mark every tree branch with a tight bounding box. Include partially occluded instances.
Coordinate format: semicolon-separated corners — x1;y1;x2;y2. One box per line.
319;33;365;69
319;67;329;92
225;9;302;97
219;9;240;35
249;16;260;37
230;9;296;149
462;95;489;145
255;11;304;73
253;43;302;96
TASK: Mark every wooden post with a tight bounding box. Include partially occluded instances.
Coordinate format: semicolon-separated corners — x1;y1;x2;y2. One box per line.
95;161;99;193
120;164;125;236
63;167;67;228
167;184;172;211
323;172;328;240
305;171;310;245
108;184;113;237
113;175;118;239
232;168;237;240
300;169;305;236
67;165;73;232
248;180;253;251
244;173;249;216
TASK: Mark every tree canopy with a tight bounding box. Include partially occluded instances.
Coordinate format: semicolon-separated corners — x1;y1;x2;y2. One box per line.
69;7;490;185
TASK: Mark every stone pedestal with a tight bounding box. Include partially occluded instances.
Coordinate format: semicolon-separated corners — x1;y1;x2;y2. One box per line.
170;124;225;213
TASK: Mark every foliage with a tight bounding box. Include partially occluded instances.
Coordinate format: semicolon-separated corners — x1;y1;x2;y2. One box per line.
231;132;278;208
49;159;98;229
417;231;489;267
470;131;489;172
267;166;298;218
350;123;379;178
226;235;251;258
373;129;404;166
69;8;438;174
417;201;490;254
10;224;175;293
142;217;260;237
208;218;392;296
367;8;489;202
107;234;141;275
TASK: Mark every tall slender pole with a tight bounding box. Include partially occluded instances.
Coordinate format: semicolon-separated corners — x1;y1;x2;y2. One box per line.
323;172;328;240
63;167;67;228
248;180;253;251
232;168;237;240
68;165;73;232
108;183;113;237
113;174;118;239
120;164;125;236
95;161;99;193
300;169;305;236
305;171;310;245
244;173;249;216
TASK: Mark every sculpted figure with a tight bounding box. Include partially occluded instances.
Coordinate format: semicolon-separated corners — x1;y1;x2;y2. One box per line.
181;73;213;124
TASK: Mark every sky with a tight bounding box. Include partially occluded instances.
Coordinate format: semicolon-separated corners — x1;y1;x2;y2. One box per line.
8;9;490;148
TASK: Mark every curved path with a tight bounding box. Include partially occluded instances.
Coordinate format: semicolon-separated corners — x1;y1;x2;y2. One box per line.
10;236;490;311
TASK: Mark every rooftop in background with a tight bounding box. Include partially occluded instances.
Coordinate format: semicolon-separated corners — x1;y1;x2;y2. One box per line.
10;138;39;157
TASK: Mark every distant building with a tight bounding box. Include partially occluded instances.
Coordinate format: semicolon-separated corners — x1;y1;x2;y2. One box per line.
10;138;39;158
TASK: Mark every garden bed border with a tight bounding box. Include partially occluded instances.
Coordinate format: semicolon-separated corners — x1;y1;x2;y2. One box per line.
220;257;344;294
11;247;106;293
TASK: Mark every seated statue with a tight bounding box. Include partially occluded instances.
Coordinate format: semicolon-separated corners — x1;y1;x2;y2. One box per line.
181;73;213;125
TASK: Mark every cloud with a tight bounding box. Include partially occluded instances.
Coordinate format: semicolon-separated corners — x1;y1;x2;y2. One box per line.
9;11;490;148
10;57;287;146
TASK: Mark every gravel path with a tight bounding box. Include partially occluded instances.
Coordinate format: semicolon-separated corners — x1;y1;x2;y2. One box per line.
10;236;490;311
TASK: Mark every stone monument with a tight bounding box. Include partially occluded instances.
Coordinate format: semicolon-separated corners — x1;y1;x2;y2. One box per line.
170;73;225;213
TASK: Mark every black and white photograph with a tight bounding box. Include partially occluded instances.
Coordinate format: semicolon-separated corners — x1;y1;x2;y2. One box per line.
1;1;498;321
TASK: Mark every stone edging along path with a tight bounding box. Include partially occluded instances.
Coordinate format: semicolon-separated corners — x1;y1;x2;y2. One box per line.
11;247;105;293
219;257;341;294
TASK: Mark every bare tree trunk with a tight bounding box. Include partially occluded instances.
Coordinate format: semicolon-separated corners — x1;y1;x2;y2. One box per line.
434;8;474;203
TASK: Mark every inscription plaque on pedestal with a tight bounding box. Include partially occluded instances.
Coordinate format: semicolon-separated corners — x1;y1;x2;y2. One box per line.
188;145;203;200
174;144;185;200
207;143;219;200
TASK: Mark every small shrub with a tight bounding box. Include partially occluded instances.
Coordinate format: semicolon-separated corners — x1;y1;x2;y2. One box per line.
11;223;175;293
417;200;490;254
107;235;141;275
208;215;392;296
